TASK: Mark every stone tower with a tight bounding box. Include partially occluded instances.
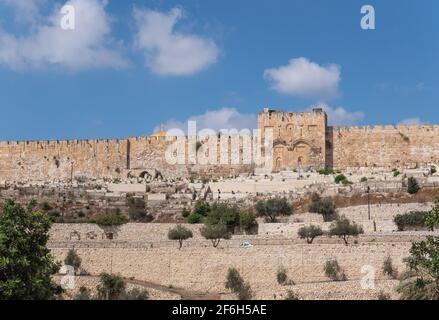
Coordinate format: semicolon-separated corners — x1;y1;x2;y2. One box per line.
258;108;327;171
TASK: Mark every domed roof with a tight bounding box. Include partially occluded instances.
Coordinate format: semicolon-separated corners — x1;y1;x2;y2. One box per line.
150;130;167;137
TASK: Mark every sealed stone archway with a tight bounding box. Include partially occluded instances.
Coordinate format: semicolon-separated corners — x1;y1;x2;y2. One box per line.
272;139;322;171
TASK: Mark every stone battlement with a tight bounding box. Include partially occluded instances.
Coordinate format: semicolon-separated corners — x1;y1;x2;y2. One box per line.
1;108;439;183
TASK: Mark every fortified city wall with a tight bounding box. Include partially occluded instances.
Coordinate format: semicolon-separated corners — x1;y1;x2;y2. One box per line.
1;109;439;183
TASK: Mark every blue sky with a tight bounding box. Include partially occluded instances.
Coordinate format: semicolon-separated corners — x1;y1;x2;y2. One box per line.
0;0;438;140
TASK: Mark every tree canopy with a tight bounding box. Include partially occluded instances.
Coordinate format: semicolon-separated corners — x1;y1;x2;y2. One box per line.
0;200;60;300
200;223;231;247
328;216;363;245
168;225;193;249
255;198;292;222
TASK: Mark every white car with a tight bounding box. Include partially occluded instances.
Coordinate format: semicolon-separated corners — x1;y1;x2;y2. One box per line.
240;241;254;248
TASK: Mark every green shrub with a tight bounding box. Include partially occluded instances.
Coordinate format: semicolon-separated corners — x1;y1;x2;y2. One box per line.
407;177;420;194
431;166;437;175
284;290;299;300
276;267;288;285
239;210;258;232
225;268;253;300
187;213;202;224
377;291;391;300
64;249;82;273
324;259;347;281
48;210;62;222
181;208;190;218
205;203;240;228
360;177;368;183
92;211;128;227
237;282;253;300
334;174;347;184
318;168;334;175
308;193;335;221
120;288;149;300
393;170;401;177
298;225;323;244
41;201;52;211
74;287;92;300
393;211;428;231
127;197;148;222
225;268;244;293
193;200;210;216
97;273;126;300
425;197;439;231
382;256;398;279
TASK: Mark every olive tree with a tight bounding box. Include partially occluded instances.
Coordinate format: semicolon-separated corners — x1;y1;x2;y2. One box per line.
201;223;231;248
168;225;193;249
328;216;363;245
255;198;292;222
298;225;324;244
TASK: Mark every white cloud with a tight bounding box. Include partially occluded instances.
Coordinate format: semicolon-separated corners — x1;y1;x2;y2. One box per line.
264;57;341;100
134;7;219;76
155;108;257;134
0;0;127;71
398;117;423;126
0;0;45;23
310;104;364;126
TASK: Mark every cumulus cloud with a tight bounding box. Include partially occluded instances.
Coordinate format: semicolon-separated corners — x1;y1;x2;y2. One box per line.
0;0;127;71
0;0;45;23
398;117;423;126
155;108;257;134
264;57;341;100
309;104;364;126
134;7;220;76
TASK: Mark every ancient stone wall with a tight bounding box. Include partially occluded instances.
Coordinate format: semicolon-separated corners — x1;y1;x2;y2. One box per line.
0;136;254;183
2;110;439;183
330;125;439;169
258;108;327;170
0;139;128;182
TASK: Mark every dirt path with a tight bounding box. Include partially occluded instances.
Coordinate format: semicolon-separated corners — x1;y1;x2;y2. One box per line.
82;275;222;300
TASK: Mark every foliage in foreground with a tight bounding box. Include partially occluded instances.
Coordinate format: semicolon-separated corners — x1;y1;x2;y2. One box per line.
397;236;439;300
0;200;60;300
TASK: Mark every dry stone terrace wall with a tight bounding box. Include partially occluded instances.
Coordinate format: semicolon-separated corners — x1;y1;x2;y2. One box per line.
50;242;411;299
